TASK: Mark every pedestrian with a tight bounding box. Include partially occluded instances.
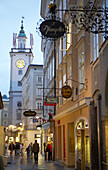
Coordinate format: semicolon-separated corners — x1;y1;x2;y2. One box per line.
17;143;20;155
8;142;15;156
20;143;24;157
30;142;33;158
26;145;30;157
44;142;47;160
32;140;39;163
47;142;52;161
49;142;52;160
5;141;8;155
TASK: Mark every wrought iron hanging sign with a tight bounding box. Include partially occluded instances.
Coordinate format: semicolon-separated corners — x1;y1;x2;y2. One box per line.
40;20;66;39
61;85;72;99
23;110;36;117
36;0;108;37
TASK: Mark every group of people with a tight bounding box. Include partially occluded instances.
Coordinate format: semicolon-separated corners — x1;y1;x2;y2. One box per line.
7;140;53;164
44;142;52;161
26;142;33;157
8;140;40;163
26;140;39;163
8;142;24;156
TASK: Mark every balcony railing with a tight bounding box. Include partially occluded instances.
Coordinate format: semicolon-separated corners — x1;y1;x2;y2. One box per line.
11;48;32;53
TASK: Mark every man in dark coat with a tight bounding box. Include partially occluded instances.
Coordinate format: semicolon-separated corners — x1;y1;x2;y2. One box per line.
32;140;39;163
9;142;15;156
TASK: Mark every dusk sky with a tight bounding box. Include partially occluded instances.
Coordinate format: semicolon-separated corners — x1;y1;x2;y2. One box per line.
0;0;43;97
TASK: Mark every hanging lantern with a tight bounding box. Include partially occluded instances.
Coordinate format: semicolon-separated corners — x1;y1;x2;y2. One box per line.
48;1;57;13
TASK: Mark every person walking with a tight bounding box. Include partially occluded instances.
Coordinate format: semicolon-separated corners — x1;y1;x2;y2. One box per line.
26;145;30;157
32;140;39;163
47;142;52;161
20;143;24;157
44;143;47;160
30;142;33;158
9;142;15;156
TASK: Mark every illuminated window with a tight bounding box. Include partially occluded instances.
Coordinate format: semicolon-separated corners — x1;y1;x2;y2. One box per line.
67;22;72;49
63;67;66;85
4;107;7;111
59;79;62;105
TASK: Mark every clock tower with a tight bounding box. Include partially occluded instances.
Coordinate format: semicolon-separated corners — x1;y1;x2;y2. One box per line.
9;19;33;126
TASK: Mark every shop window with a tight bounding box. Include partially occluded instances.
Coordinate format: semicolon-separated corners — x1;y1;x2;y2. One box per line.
68;123;74;153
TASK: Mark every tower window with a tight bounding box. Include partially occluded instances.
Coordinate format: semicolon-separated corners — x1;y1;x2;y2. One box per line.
20;43;22;48
18;70;22;75
3;120;7;126
17;101;22;107
17;112;21;120
4;113;8;118
38;77;42;82
18;81;22;86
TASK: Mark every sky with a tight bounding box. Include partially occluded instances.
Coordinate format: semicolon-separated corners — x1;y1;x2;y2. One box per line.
0;0;43;97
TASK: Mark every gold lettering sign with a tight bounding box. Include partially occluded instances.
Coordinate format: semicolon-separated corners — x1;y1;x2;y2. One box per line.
61;85;72;99
23;110;36;117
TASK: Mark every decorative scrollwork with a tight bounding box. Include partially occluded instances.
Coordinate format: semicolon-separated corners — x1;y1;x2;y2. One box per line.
36;0;108;41
68;1;108;34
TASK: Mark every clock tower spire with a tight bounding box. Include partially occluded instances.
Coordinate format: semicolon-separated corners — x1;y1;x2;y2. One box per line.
9;18;34;127
18;17;27;49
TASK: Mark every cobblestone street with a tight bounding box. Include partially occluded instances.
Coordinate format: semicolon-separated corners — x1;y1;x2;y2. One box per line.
5;153;74;170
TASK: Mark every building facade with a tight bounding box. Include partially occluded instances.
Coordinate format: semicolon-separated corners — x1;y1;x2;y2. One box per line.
41;0;108;169
21;64;43;148
9;20;33;127
0;95;9;127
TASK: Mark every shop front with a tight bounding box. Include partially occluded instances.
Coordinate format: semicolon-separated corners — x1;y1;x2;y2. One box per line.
54;98;90;169
42;121;54;158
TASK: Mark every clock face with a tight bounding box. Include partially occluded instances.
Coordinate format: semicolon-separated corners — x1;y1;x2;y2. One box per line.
16;59;26;68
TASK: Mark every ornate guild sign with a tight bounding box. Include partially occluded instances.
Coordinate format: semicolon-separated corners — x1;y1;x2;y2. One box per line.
61;85;72;99
40;20;66;38
23;110;36;117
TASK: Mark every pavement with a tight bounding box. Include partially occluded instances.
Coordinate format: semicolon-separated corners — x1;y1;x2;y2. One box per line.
5;153;74;170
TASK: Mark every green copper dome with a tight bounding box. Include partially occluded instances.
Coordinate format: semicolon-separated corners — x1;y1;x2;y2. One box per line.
18;20;27;38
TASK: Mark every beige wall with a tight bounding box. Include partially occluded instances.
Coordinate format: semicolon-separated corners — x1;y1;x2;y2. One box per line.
55;106;89;166
0;126;5;155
